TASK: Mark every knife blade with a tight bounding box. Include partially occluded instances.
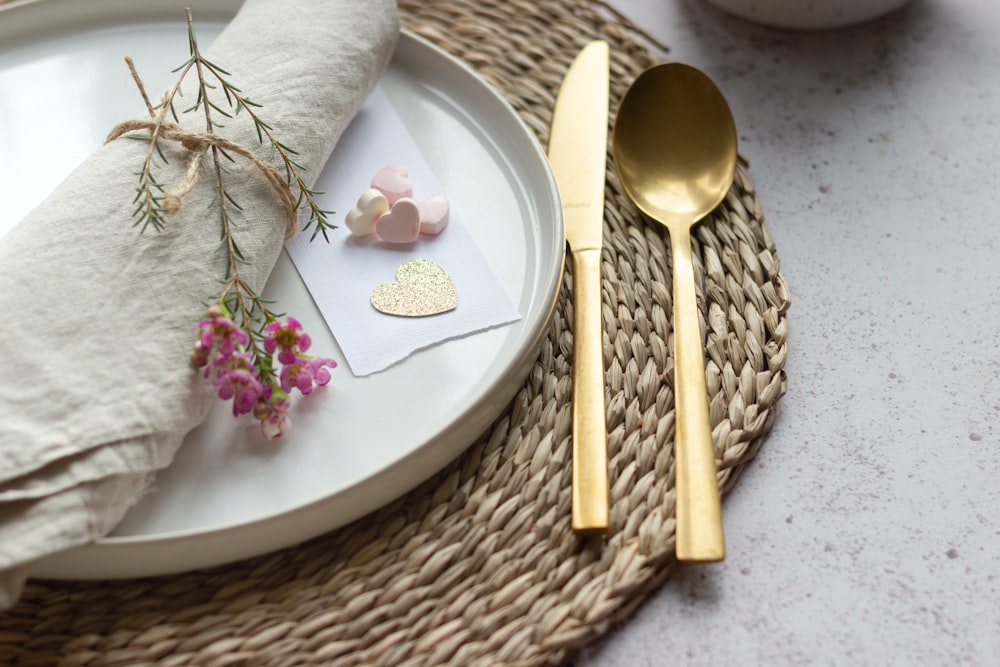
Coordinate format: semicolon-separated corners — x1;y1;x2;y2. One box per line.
547;40;610;534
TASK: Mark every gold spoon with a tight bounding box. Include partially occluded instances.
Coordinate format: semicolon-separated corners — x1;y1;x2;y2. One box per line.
612;63;737;562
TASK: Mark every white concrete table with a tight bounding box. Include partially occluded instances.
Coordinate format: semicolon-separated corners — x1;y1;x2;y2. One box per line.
581;0;1000;664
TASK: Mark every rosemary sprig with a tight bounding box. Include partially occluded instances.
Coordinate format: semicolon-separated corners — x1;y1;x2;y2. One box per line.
187;10;332;242
217;276;279;386
128;59;191;234
197;58;334;242
129;10;329;329
120;10;338;438
131;9;334;236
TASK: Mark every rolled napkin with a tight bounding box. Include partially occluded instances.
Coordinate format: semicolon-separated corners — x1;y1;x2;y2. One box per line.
0;0;399;610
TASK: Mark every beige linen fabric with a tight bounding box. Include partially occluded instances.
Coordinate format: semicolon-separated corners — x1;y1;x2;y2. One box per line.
0;0;399;610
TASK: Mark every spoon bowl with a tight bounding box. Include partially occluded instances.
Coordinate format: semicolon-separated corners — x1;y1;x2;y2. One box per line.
612;63;737;562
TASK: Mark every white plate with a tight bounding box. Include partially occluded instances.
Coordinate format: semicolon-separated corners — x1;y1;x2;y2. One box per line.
0;0;563;579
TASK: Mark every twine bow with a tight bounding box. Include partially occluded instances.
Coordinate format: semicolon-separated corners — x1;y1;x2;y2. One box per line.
105;58;299;240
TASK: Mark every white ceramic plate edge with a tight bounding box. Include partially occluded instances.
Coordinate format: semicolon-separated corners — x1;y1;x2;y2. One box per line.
2;1;564;579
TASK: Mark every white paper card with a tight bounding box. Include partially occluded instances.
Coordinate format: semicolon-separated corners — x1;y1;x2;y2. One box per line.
285;87;521;376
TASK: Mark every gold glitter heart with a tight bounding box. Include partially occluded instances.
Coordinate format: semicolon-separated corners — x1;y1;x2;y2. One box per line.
371;259;457;317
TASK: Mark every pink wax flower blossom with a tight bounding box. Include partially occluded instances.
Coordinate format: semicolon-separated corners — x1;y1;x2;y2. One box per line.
307;357;336;387
254;392;292;440
263;317;312;365
212;351;264;416
215;368;265;416
190;339;211;368
279;356;337;396
192;306;335;438
199;305;248;357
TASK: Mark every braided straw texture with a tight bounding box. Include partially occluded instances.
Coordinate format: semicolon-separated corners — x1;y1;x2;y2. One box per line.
0;0;790;665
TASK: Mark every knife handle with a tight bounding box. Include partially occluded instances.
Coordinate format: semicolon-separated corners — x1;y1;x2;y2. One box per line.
570;247;609;534
670;227;725;562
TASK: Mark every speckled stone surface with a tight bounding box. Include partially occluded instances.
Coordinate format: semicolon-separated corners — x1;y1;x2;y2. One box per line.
578;0;1000;664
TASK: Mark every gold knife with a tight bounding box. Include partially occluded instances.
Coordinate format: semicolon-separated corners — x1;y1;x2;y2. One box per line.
547;40;610;534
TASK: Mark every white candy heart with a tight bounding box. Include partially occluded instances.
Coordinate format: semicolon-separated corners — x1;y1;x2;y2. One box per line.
375;198;421;244
417;195;450;235
345;188;389;237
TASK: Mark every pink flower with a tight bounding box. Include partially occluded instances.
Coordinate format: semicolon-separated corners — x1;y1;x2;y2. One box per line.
279;356;336;396
199;306;248;357
215;369;264;416
190;340;211;368
212;351;264;416
263;317;312;365
193;307;335;437
308;357;335;387
254;391;291;440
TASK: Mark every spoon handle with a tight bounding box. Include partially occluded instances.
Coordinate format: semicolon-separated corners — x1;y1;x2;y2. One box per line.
570;247;609;534
670;227;725;561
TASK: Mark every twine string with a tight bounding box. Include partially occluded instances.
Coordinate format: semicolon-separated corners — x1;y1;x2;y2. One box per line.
104;57;299;240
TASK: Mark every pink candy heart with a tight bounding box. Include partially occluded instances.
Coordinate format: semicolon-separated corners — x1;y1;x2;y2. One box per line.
417;195;450;235
375;198;421;244
371;164;413;206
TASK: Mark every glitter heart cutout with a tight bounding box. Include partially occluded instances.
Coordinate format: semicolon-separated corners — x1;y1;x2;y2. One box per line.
375;198;421;244
345;188;389;236
370;259;457;317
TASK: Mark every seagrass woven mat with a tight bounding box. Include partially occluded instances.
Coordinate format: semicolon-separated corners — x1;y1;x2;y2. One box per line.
0;0;790;664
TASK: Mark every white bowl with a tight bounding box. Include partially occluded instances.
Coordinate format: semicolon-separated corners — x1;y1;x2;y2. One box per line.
703;0;913;30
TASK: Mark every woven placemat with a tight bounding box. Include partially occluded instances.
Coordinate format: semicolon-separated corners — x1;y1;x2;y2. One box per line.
0;0;790;665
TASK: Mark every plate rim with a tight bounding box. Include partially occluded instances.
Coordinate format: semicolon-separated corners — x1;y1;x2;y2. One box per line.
1;0;564;579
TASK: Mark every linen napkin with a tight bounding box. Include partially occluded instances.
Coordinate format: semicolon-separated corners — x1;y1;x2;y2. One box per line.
0;0;398;611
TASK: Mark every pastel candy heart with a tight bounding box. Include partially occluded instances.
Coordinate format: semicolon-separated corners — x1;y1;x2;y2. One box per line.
345;188;389;236
375;198;421;244
371;259;458;317
417;195;450;235
371;164;413;206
